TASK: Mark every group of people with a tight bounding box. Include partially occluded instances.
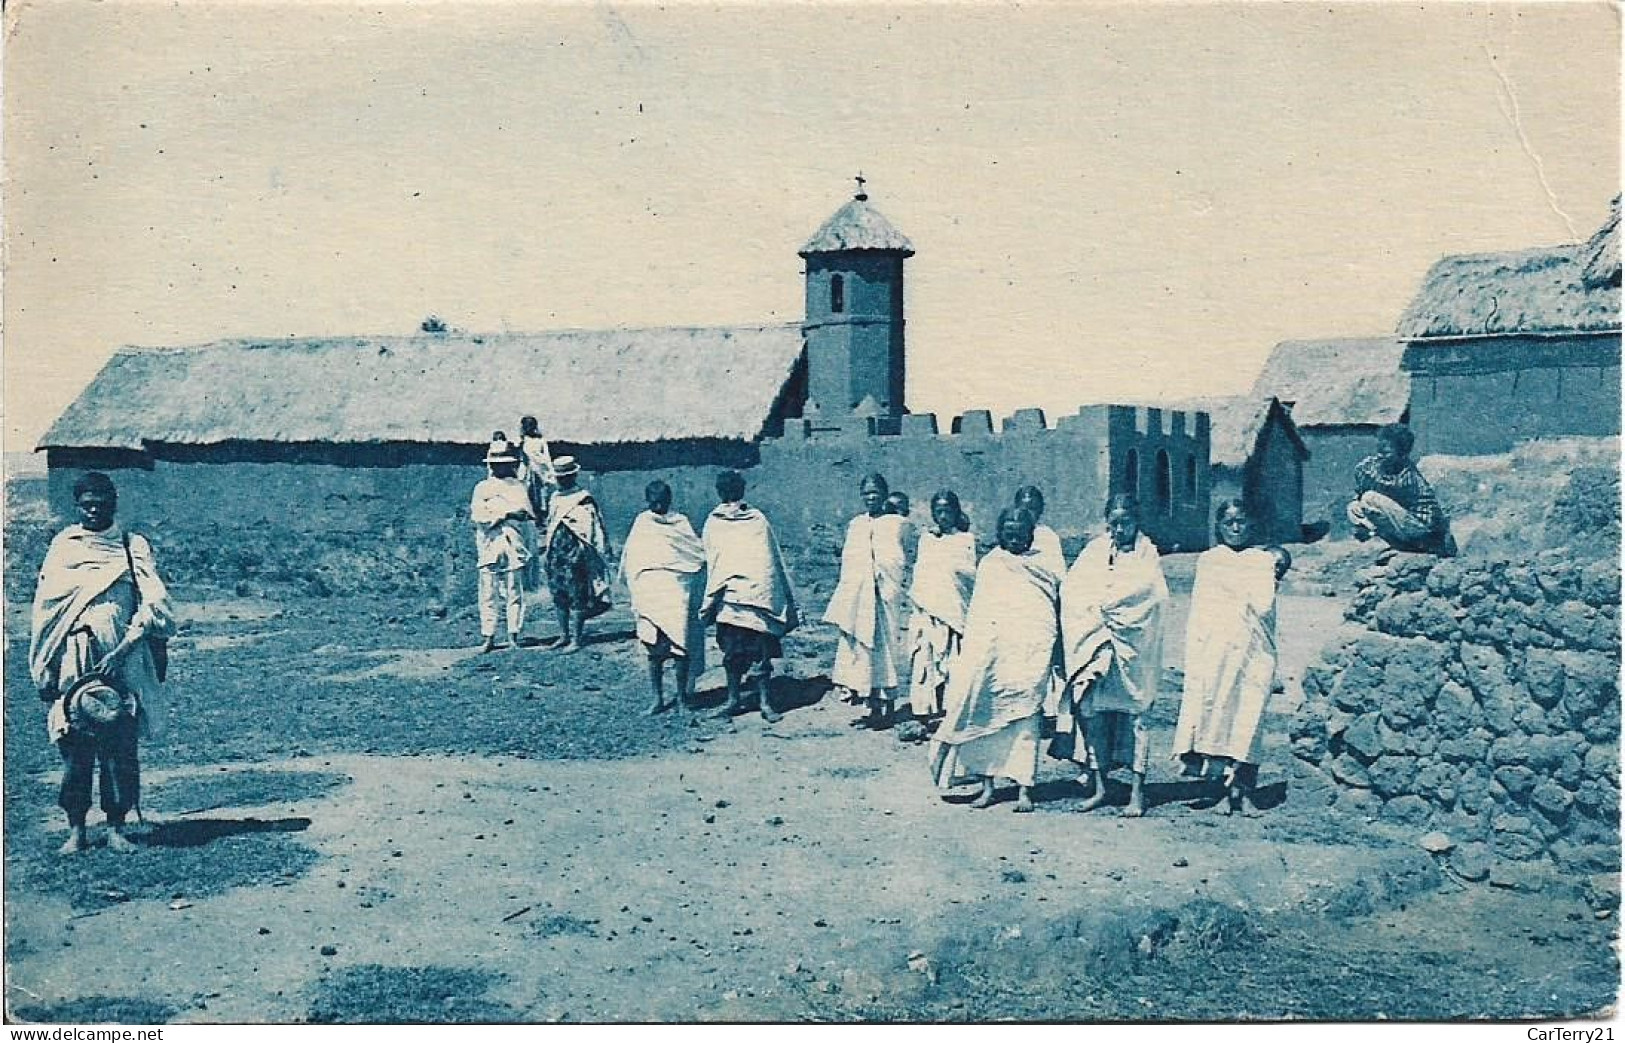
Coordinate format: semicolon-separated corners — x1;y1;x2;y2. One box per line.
819;478;1290;815
28;423;1451;853
471;418;613;653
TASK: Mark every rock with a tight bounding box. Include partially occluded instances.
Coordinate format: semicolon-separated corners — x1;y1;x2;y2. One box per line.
1329;753;1371;789
1520;649;1566;708
1000;869;1027;884
1580;559;1621;605
1419;831;1455;854
1550;840;1621;874
1413;760;1458;805
1450;842;1491;881
1488;862;1555;893
1342;714;1384;762
1492;765;1536;799
1583;873;1621;913
1378;795;1432;826
1335;787;1383;819
1459;644;1512;702
320;945;338;957
1433;682;1482;737
766;815;785;827
1490;821;1546;862
1330;657;1383;714
1530;780;1575;819
1526;733;1582;770
1367;755;1419;798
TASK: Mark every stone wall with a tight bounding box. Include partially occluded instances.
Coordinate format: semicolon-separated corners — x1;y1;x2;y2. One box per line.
1288;546;1621;883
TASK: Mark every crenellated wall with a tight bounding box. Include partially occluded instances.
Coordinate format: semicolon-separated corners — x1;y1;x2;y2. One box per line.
752;404;1211;554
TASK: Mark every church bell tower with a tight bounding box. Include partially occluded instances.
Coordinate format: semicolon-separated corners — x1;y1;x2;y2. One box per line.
799;176;914;416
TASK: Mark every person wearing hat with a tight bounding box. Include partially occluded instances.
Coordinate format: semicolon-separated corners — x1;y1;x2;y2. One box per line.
542;455;612;650
29;471;175;854
471;439;537;652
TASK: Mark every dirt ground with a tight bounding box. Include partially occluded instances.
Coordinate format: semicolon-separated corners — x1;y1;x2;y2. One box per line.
3;549;1618;1023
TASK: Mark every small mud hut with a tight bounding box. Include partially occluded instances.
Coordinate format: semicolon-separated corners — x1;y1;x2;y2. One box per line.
1251;338;1410;534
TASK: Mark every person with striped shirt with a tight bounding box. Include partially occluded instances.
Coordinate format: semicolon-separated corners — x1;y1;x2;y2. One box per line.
1348;423;1456;556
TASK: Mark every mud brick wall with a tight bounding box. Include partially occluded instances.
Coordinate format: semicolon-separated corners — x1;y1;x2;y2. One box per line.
1289;551;1621;879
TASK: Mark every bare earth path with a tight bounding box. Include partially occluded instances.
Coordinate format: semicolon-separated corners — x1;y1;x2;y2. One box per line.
3;580;1616;1022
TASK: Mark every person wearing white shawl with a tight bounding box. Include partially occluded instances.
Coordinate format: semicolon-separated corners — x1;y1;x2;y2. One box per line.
824;473;911;729
929;507;1062;813
543;456;613;651
701;470;800;723
1014;485;1067;576
905;490;975;724
620;480;707;716
1057;494;1168;817
1172;499;1291;815
471;441;537;652
29;472;175;855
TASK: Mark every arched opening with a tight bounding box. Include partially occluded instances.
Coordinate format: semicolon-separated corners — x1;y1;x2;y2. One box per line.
1185;454;1198;501
1124;448;1139;499
830;273;845;314
1156;449;1172;514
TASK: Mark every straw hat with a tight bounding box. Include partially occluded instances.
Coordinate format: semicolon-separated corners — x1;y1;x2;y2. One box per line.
552;455;581;478
484;440;520;464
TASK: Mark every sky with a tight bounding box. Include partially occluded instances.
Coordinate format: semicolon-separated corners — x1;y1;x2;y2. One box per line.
4;0;1619;451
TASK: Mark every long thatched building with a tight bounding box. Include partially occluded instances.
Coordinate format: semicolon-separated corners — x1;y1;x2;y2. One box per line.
41;324;810;538
1397;198;1622;455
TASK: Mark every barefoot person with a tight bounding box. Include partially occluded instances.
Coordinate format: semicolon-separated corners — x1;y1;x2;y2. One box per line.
1057;494;1168;817
824;474;910;728
543;456;612;651
29;472;175;855
1348;423;1455;557
929;507;1062;814
470;439;536;652
1171;499;1291;814
620;481;707;715
904;490;976;729
700;470;800;723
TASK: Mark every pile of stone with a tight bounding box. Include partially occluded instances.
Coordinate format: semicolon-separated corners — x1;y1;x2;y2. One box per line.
1289;549;1620;884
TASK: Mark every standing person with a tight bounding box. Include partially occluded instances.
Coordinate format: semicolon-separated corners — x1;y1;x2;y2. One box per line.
470;440;536;652
824;474;910;729
1347;423;1456;556
1171;499;1291;814
700;470;799;723
1014;485;1066;575
1056;494;1168;817
929;507;1062;814
884;491;912;519
904;490;976;729
29;472;175;854
620;481;707;716
517;415;555;525
543;456;613;651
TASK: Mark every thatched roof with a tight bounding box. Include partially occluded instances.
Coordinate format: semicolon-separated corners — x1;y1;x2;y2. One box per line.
1166;396;1307;469
800;194;915;256
1583;195;1621;290
42;324;807;451
1250;338;1409;428
1398;204;1622;339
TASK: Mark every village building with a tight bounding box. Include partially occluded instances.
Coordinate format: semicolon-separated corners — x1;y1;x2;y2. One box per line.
1396;197;1621;456
1165;396;1309;545
1251;337;1410;535
39;185;1217;581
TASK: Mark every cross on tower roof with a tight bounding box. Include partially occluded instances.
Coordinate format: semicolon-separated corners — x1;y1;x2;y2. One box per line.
854;172;868;201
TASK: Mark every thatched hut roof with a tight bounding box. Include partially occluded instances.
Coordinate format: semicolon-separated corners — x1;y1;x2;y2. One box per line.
1583;195;1621;290
41;324;807;451
800;194;915;257
1250;338;1409;428
1166;396;1307;469
1398;204;1622;339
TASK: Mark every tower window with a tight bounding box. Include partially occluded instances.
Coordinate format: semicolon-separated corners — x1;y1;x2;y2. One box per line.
1124;448;1139;498
830;273;845;313
1156;449;1172;514
1185;454;1198;501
